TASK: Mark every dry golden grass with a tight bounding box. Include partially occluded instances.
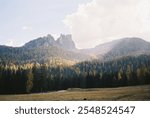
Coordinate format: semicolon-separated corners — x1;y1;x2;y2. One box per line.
0;85;150;101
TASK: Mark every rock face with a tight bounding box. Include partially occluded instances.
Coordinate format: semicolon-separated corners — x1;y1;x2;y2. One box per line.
24;34;56;49
57;34;76;50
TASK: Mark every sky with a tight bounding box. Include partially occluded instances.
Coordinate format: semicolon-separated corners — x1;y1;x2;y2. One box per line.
1;0;150;49
0;0;91;47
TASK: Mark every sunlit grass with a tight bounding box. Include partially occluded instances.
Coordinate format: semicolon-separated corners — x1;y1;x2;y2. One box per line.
0;85;149;101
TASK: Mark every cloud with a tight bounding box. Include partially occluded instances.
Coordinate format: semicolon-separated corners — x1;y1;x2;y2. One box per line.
52;33;60;40
5;39;14;46
64;0;150;49
22;26;32;31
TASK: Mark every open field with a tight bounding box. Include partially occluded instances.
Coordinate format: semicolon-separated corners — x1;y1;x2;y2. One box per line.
0;85;150;101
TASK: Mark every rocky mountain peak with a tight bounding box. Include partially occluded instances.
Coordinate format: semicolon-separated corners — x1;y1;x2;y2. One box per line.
24;34;56;48
23;34;76;50
57;34;76;50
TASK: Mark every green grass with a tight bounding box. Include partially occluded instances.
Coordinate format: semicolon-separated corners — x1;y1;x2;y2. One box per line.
0;85;150;101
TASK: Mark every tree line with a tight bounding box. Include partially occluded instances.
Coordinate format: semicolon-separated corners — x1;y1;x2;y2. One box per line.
0;54;150;94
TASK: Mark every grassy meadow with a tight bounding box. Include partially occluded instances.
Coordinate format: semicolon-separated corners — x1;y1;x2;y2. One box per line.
0;85;149;101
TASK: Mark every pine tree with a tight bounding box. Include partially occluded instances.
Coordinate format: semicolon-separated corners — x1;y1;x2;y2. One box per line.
26;69;34;93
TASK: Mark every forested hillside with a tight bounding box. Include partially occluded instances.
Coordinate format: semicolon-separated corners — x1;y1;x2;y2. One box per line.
0;54;149;94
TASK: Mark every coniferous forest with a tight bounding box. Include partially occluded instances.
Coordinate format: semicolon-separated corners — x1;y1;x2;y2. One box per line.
0;54;150;94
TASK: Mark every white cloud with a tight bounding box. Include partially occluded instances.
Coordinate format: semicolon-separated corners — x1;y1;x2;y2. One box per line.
52;33;60;40
5;39;14;46
22;26;32;31
64;0;150;49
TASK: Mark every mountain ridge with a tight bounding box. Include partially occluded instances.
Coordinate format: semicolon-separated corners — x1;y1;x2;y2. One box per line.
0;34;91;64
23;34;76;51
0;35;150;64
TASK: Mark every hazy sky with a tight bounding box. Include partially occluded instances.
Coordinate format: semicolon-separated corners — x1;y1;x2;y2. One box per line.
0;0;91;47
1;0;150;49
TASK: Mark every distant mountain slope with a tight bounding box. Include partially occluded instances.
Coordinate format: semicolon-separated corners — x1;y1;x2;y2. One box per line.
101;37;150;60
81;37;150;60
